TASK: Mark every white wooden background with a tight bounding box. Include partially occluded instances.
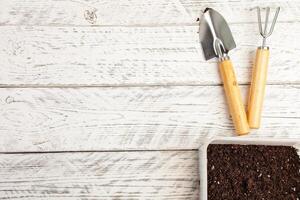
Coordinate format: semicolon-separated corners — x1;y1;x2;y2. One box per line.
0;0;299;199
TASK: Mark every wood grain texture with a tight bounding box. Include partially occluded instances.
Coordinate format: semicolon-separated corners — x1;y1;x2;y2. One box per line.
0;85;299;152
0;151;199;199
248;48;270;129
218;59;249;135
0;0;298;26
0;23;299;86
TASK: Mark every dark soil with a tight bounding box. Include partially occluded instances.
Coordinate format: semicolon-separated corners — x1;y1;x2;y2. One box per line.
207;144;300;200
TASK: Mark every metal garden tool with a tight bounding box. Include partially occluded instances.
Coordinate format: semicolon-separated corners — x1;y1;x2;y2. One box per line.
199;8;249;135
248;7;280;128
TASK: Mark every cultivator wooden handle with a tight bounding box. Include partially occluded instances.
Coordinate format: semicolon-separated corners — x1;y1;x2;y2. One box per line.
248;47;270;128
219;59;250;135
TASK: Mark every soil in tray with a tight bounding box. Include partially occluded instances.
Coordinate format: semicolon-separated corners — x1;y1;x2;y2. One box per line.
207;144;300;200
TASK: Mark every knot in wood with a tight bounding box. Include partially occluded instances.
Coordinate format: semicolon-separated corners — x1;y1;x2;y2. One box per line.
84;9;97;24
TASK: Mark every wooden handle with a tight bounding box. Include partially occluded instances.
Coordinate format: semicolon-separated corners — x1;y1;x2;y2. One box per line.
247;47;270;128
219;59;249;135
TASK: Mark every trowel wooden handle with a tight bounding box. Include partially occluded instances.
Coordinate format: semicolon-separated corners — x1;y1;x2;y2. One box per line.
248;47;270;128
219;59;249;135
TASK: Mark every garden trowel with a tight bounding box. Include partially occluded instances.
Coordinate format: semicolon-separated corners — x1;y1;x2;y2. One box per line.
199;8;249;135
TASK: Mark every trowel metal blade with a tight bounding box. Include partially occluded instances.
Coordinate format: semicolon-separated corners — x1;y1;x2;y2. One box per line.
199;8;236;60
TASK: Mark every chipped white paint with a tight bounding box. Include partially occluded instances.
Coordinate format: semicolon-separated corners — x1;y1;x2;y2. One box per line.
0;85;299;152
0;0;299;26
0;23;299;86
0;0;299;199
0;151;199;199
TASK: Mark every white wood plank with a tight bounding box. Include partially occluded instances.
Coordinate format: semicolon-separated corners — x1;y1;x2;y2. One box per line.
0;0;298;26
0;23;299;86
0;85;299;152
0;151;199;199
